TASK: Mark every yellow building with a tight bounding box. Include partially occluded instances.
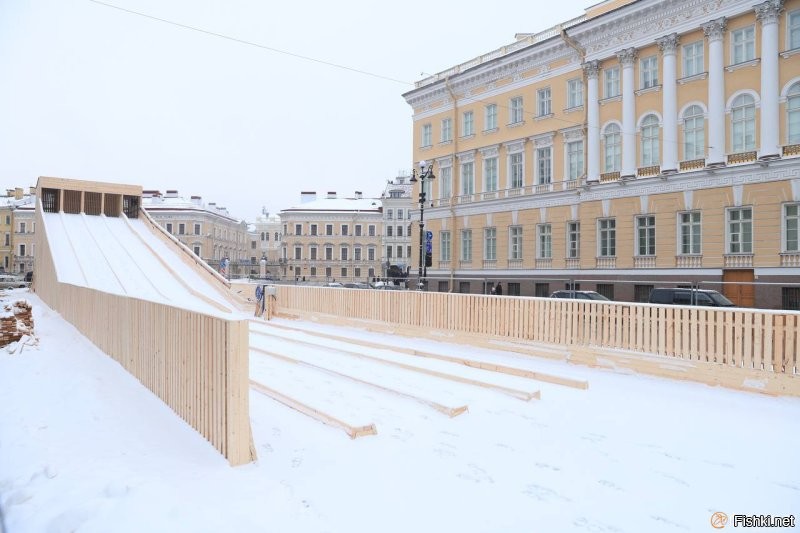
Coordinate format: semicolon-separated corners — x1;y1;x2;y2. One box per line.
403;0;800;309
0;187;37;275
280;191;383;283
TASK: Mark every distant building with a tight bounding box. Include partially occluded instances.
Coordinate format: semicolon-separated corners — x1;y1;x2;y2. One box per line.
280;191;383;282
380;174;415;280
0;187;37;275
142;190;250;278
248;209;282;278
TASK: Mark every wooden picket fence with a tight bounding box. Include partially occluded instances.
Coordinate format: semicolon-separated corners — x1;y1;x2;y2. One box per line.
268;285;799;395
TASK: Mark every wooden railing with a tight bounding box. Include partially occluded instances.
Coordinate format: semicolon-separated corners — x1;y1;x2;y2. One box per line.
271;286;799;395
34;200;255;465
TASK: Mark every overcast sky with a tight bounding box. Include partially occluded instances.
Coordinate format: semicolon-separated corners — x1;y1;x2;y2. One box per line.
0;0;586;220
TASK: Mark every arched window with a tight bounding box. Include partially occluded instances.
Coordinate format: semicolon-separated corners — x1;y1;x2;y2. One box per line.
603;123;621;172
640;115;660;166
788;82;800;144
260;232;265;241
731;94;756;152
683;105;705;160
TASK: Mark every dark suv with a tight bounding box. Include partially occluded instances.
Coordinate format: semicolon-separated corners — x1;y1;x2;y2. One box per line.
550;290;610;301
648;288;735;307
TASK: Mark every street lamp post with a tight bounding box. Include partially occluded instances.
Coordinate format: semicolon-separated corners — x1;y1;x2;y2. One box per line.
409;160;435;291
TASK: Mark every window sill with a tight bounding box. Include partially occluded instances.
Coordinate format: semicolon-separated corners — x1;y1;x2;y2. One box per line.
507;121;526;128
438;140;453;146
635;84;662;96
600;95;621;105
563;105;584;114
460;134;475;141
780;48;800;59
724;58;760;72
482;128;499;135
678;72;708;84
534;113;554;122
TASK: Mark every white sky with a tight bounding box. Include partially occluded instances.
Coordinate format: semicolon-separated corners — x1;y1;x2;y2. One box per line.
0;0;587;220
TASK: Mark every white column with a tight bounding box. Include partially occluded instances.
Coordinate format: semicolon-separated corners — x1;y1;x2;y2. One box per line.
583;60;601;182
656;33;679;173
756;0;784;159
617;48;638;178
703;17;727;166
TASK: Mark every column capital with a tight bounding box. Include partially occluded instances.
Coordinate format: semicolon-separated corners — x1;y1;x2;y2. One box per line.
582;60;601;80
755;0;784;25
616;47;638;66
702;17;727;42
656;33;680;55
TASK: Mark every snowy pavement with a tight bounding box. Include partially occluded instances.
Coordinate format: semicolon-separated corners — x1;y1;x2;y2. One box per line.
1;290;798;532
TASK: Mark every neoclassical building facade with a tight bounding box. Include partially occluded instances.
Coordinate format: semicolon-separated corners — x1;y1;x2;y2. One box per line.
403;0;800;308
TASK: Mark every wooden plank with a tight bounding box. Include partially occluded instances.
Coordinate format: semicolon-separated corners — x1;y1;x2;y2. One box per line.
250;379;377;439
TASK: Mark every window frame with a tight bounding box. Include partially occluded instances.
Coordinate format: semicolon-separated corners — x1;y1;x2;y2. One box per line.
678;211;702;255
461;229;472;262
726;206;753;254
509;225;523;260
682;41;704;77
640;55;659;89
636;215;656;256
732;25;756;64
537;87;552;117
485;104;498;131
484;227;497;261
597;218;617;257
537;224;552;259
604;66;620;98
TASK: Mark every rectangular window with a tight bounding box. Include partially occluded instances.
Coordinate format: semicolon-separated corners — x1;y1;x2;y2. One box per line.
19;244;25;257
437;280;450;292
598;218;616;257
567;78;583;108
679;211;702;255
604;67;620;98
340;224;348;236
790;10;800;50
537;87;551;117
484;157;498;192
340;267;347;278
507;283;521;296
326;224;333;236
325;267;332;278
440;231;451;261
440;166;452;198
535;283;550;297
310;224;318;236
441;118;452;142
537;224;552;259
310;247;317;260
640;56;659;89
368;225;375;236
537;147;552;185
397;209;404;221
387;226;393;237
387;209;393;220
386;246;393;259
510;96;524;124
636;215;656;256
461;229;472;261
782;287;800;310
459;281;471;294
396;225;403;237
294;246;302;260
727;207;753;254
634;284;654;303
396;245;403;258
422;123;432;147
354;247;361;261
368;248;375;261
568;222;580;258
682;41;704;77
509;153;524;189
310;267;317;277
567;141;584;180
485;104;497;130
732;26;755;64
461;162;474;195
462;111;474;136
354;267;361;278
509;226;523;260
166;223;173;234
194;223;201;235
294;223;302;235
484;228;496;260
355;225;362;236
341;246;349;261
177;223;185;235
785;204;800;252
325;247;333;260
3;233;8;246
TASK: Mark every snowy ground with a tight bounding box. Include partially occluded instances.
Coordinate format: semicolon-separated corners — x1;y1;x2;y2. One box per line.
1;289;799;533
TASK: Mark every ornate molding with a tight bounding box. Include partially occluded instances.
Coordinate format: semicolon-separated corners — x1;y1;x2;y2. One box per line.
531;132;556;148
656;33;680;55
582;60;600;79
560;125;585;142
479;144;500;158
456;150;476;163
435;156;453;168
504;139;526;153
702;17;727;42
754;0;784;25
617;47;638;66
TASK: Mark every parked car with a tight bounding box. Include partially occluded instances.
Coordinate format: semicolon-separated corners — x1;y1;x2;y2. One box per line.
342;282;370;289
648;287;735;307
324;282;343;288
550;290;610;301
0;274;29;289
24;271;33;283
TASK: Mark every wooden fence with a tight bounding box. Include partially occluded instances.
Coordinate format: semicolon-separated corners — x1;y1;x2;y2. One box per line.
35;203;255;465
267;285;799;396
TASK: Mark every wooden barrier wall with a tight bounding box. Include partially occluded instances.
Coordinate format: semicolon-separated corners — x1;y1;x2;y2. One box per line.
35;206;255;466
267;285;799;395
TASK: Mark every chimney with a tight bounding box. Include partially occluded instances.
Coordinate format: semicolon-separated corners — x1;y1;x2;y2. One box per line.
6;189;14;198
327;191;337;199
166;190;178;198
355;191;363;199
300;191;316;204
14;188;22;200
191;195;202;206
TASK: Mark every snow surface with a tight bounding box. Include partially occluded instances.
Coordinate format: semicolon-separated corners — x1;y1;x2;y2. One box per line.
41;212;232;316
1;289;799;533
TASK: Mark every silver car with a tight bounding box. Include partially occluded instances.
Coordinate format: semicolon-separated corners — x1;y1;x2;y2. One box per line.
0;274;29;289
